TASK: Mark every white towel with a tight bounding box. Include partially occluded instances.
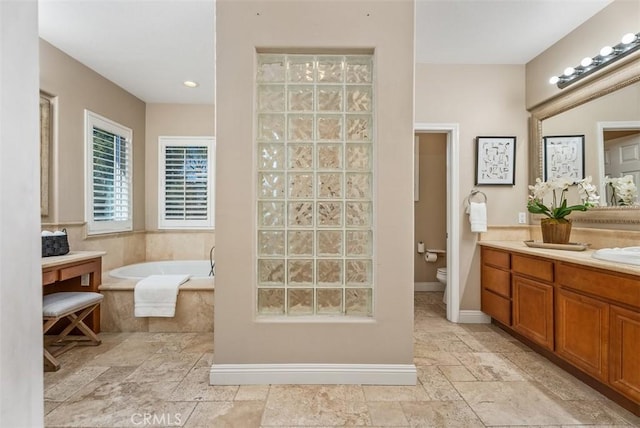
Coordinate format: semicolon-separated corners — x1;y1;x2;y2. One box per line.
134;274;190;317
469;201;487;233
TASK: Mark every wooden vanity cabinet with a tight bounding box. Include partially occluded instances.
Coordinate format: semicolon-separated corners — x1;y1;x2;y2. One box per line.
480;248;511;326
609;304;640;402
511;254;555;350
480;246;640;415
555;288;609;381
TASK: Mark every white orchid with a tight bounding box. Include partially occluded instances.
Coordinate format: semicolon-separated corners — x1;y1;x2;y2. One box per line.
605;175;638;206
527;176;599;220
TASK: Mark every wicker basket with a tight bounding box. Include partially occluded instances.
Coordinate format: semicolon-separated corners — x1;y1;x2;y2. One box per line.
42;229;70;257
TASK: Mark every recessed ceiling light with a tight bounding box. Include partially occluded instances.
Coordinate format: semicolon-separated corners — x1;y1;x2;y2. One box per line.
183;80;199;88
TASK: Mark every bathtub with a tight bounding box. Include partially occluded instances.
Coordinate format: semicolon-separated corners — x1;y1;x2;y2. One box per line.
109;260;213;280
101;260;215;333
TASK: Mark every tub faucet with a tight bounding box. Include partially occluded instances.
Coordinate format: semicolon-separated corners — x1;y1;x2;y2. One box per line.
209;245;215;277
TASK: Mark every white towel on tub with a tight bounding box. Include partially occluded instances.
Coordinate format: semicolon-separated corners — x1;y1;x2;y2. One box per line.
469;201;487;233
134;274;190;317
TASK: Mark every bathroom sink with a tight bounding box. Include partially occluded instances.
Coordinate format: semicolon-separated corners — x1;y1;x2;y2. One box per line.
592;246;640;266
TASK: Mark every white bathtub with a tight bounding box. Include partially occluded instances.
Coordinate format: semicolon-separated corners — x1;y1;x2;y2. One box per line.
109;260;213;280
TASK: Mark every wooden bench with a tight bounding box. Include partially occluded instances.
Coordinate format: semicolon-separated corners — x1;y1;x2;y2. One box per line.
43;292;103;371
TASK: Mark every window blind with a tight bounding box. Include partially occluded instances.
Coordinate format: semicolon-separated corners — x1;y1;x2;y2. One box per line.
92;127;130;222
163;146;209;220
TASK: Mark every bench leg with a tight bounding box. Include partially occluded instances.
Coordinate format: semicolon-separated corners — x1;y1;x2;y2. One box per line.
44;348;61;372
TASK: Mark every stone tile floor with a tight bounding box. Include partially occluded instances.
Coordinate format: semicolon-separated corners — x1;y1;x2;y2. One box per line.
44;292;640;427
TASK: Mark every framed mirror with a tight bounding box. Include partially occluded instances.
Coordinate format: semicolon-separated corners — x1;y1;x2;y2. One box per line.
529;55;640;224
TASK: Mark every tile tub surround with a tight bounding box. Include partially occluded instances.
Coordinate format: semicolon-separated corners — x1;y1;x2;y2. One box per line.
40;224;215;272
43;292;640;427
99;278;214;333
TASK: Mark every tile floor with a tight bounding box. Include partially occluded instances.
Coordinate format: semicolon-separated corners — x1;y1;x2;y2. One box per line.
44;292;640;427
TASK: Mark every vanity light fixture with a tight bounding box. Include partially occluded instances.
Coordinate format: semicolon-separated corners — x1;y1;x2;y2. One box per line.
549;31;640;89
183;80;199;88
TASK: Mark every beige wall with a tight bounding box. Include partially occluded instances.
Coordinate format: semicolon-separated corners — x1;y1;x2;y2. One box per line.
144;103;215;230
215;0;415;364
415;64;528;310
414;133;447;283
39;39;146;230
526;0;640;109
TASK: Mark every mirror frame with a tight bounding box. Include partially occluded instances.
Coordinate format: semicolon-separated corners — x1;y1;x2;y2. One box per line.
529;55;640;224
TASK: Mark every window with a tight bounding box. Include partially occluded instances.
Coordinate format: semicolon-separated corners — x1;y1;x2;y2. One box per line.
256;54;375;317
158;137;215;229
85;110;132;234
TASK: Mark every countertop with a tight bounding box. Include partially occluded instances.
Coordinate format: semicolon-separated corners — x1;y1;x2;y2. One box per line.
41;251;106;269
479;241;640;277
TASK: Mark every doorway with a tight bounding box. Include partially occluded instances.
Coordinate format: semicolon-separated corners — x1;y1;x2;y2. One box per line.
414;123;460;322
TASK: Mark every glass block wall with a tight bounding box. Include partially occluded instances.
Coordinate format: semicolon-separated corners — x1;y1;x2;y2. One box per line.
256;54;374;317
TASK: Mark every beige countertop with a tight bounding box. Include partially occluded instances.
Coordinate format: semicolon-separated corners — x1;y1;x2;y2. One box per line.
41;250;106;269
479;241;640;277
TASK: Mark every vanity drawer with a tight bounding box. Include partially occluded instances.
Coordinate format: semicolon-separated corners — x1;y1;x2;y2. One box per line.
42;269;58;285
557;262;640;309
482;248;510;269
60;260;100;281
512;254;554;283
482;289;511;326
482;264;511;298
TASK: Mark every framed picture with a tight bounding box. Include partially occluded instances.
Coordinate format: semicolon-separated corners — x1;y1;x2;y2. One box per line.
543;135;585;181
475;136;516;185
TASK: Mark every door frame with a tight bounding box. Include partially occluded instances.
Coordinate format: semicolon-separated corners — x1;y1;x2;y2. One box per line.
414;123;460;323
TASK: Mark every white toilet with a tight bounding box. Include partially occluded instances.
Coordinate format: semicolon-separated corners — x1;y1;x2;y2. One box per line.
437;267;448;303
423;248;447;302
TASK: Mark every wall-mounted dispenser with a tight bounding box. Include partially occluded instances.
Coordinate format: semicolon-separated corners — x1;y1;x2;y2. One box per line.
424;248;445;263
417;241;425;254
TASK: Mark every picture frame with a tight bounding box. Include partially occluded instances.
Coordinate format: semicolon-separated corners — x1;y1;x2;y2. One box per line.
543;135;585;181
475;136;516;185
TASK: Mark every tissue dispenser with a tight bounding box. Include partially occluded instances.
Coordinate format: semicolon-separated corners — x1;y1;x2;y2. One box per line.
424;249;445;263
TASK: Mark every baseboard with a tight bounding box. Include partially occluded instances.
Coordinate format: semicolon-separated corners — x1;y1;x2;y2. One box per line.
210;363;417;385
414;282;445;292
458;310;491;324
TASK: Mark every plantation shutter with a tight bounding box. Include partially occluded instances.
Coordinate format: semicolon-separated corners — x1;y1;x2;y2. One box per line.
92;127;131;222
164;146;209;220
159;137;214;229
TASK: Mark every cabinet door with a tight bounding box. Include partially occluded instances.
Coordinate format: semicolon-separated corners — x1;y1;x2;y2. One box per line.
512;275;554;350
610;304;640;402
556;288;609;381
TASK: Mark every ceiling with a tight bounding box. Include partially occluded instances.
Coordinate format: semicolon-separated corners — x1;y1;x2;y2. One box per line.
38;0;612;105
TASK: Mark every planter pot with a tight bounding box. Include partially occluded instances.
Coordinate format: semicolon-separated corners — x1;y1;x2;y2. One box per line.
540;218;572;244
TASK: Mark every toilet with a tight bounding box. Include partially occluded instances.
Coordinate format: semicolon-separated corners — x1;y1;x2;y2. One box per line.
436;267;448;303
423;248;447;301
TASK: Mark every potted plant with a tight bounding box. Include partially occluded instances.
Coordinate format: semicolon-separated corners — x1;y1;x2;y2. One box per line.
527;176;599;244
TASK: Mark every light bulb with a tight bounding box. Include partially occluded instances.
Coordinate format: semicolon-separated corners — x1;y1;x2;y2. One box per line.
580;57;593;67
563;67;575;76
549;76;559;85
600;46;613;57
621;33;637;44
183;80;199;88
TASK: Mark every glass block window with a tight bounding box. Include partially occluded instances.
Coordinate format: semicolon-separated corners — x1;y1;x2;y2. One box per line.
256;54;374;317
